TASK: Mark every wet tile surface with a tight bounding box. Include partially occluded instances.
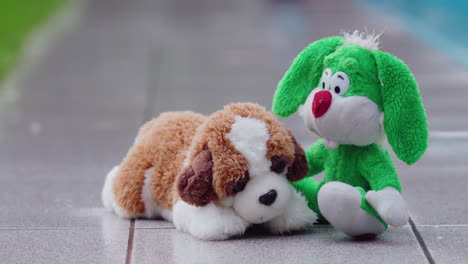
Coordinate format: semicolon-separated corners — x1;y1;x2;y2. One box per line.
135;219;175;229
0;229;129;264
0;0;467;262
398;138;468;225
132;227;426;264
0;0;149;229
419;226;468;264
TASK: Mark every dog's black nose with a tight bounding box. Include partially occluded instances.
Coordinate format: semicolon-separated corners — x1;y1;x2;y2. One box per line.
259;189;277;206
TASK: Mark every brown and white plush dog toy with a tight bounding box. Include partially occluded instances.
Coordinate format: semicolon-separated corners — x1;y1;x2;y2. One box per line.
102;103;317;240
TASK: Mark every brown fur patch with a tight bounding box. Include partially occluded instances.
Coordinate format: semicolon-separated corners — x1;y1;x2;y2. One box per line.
177;149;218;206
113;111;207;214
113;144;150;215
184;108;248;199
224;103;296;164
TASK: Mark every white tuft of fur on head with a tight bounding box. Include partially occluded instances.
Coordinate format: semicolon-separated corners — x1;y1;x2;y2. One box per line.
342;30;381;50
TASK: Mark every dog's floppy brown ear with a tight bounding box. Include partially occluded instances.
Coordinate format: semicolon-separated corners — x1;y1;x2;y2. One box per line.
177;148;218;206
286;131;309;182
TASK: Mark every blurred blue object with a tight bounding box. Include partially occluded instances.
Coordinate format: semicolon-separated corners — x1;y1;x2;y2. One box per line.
361;0;468;67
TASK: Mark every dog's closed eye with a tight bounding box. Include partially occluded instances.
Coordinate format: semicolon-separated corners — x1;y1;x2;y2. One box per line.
233;181;246;193
226;171;250;195
270;155;289;174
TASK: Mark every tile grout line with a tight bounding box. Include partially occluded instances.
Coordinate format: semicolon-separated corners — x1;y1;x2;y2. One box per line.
429;130;468;139
127;18;163;263
134;227;176;230
0;226;177;231
409;217;435;264
417;224;468;227
127;15;163;263
125;220;135;264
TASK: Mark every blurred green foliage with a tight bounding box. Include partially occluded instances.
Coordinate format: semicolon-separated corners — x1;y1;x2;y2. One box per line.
0;0;66;81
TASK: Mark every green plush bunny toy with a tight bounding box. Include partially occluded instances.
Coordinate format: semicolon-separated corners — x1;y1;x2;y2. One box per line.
272;31;428;238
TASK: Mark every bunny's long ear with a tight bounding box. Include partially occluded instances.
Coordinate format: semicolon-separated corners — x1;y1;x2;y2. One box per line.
272;36;344;118
373;51;428;165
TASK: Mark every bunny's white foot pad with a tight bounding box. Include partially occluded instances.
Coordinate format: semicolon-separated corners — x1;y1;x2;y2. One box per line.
318;181;386;238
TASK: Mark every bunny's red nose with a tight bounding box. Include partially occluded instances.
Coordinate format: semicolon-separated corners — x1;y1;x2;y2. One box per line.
312;90;332;118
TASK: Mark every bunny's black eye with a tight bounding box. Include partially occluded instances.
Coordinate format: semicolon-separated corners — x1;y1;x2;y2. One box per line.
330;72;349;96
322;82;325;89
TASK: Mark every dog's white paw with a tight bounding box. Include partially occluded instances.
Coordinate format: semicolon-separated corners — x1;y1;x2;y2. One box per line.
173;200;249;240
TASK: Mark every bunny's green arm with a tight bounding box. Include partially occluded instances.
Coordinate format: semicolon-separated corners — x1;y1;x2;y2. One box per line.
358;144;402;192
305;139;327;176
290;140;327;215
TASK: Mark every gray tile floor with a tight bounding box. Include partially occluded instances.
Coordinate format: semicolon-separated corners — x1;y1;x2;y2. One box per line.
0;0;467;263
